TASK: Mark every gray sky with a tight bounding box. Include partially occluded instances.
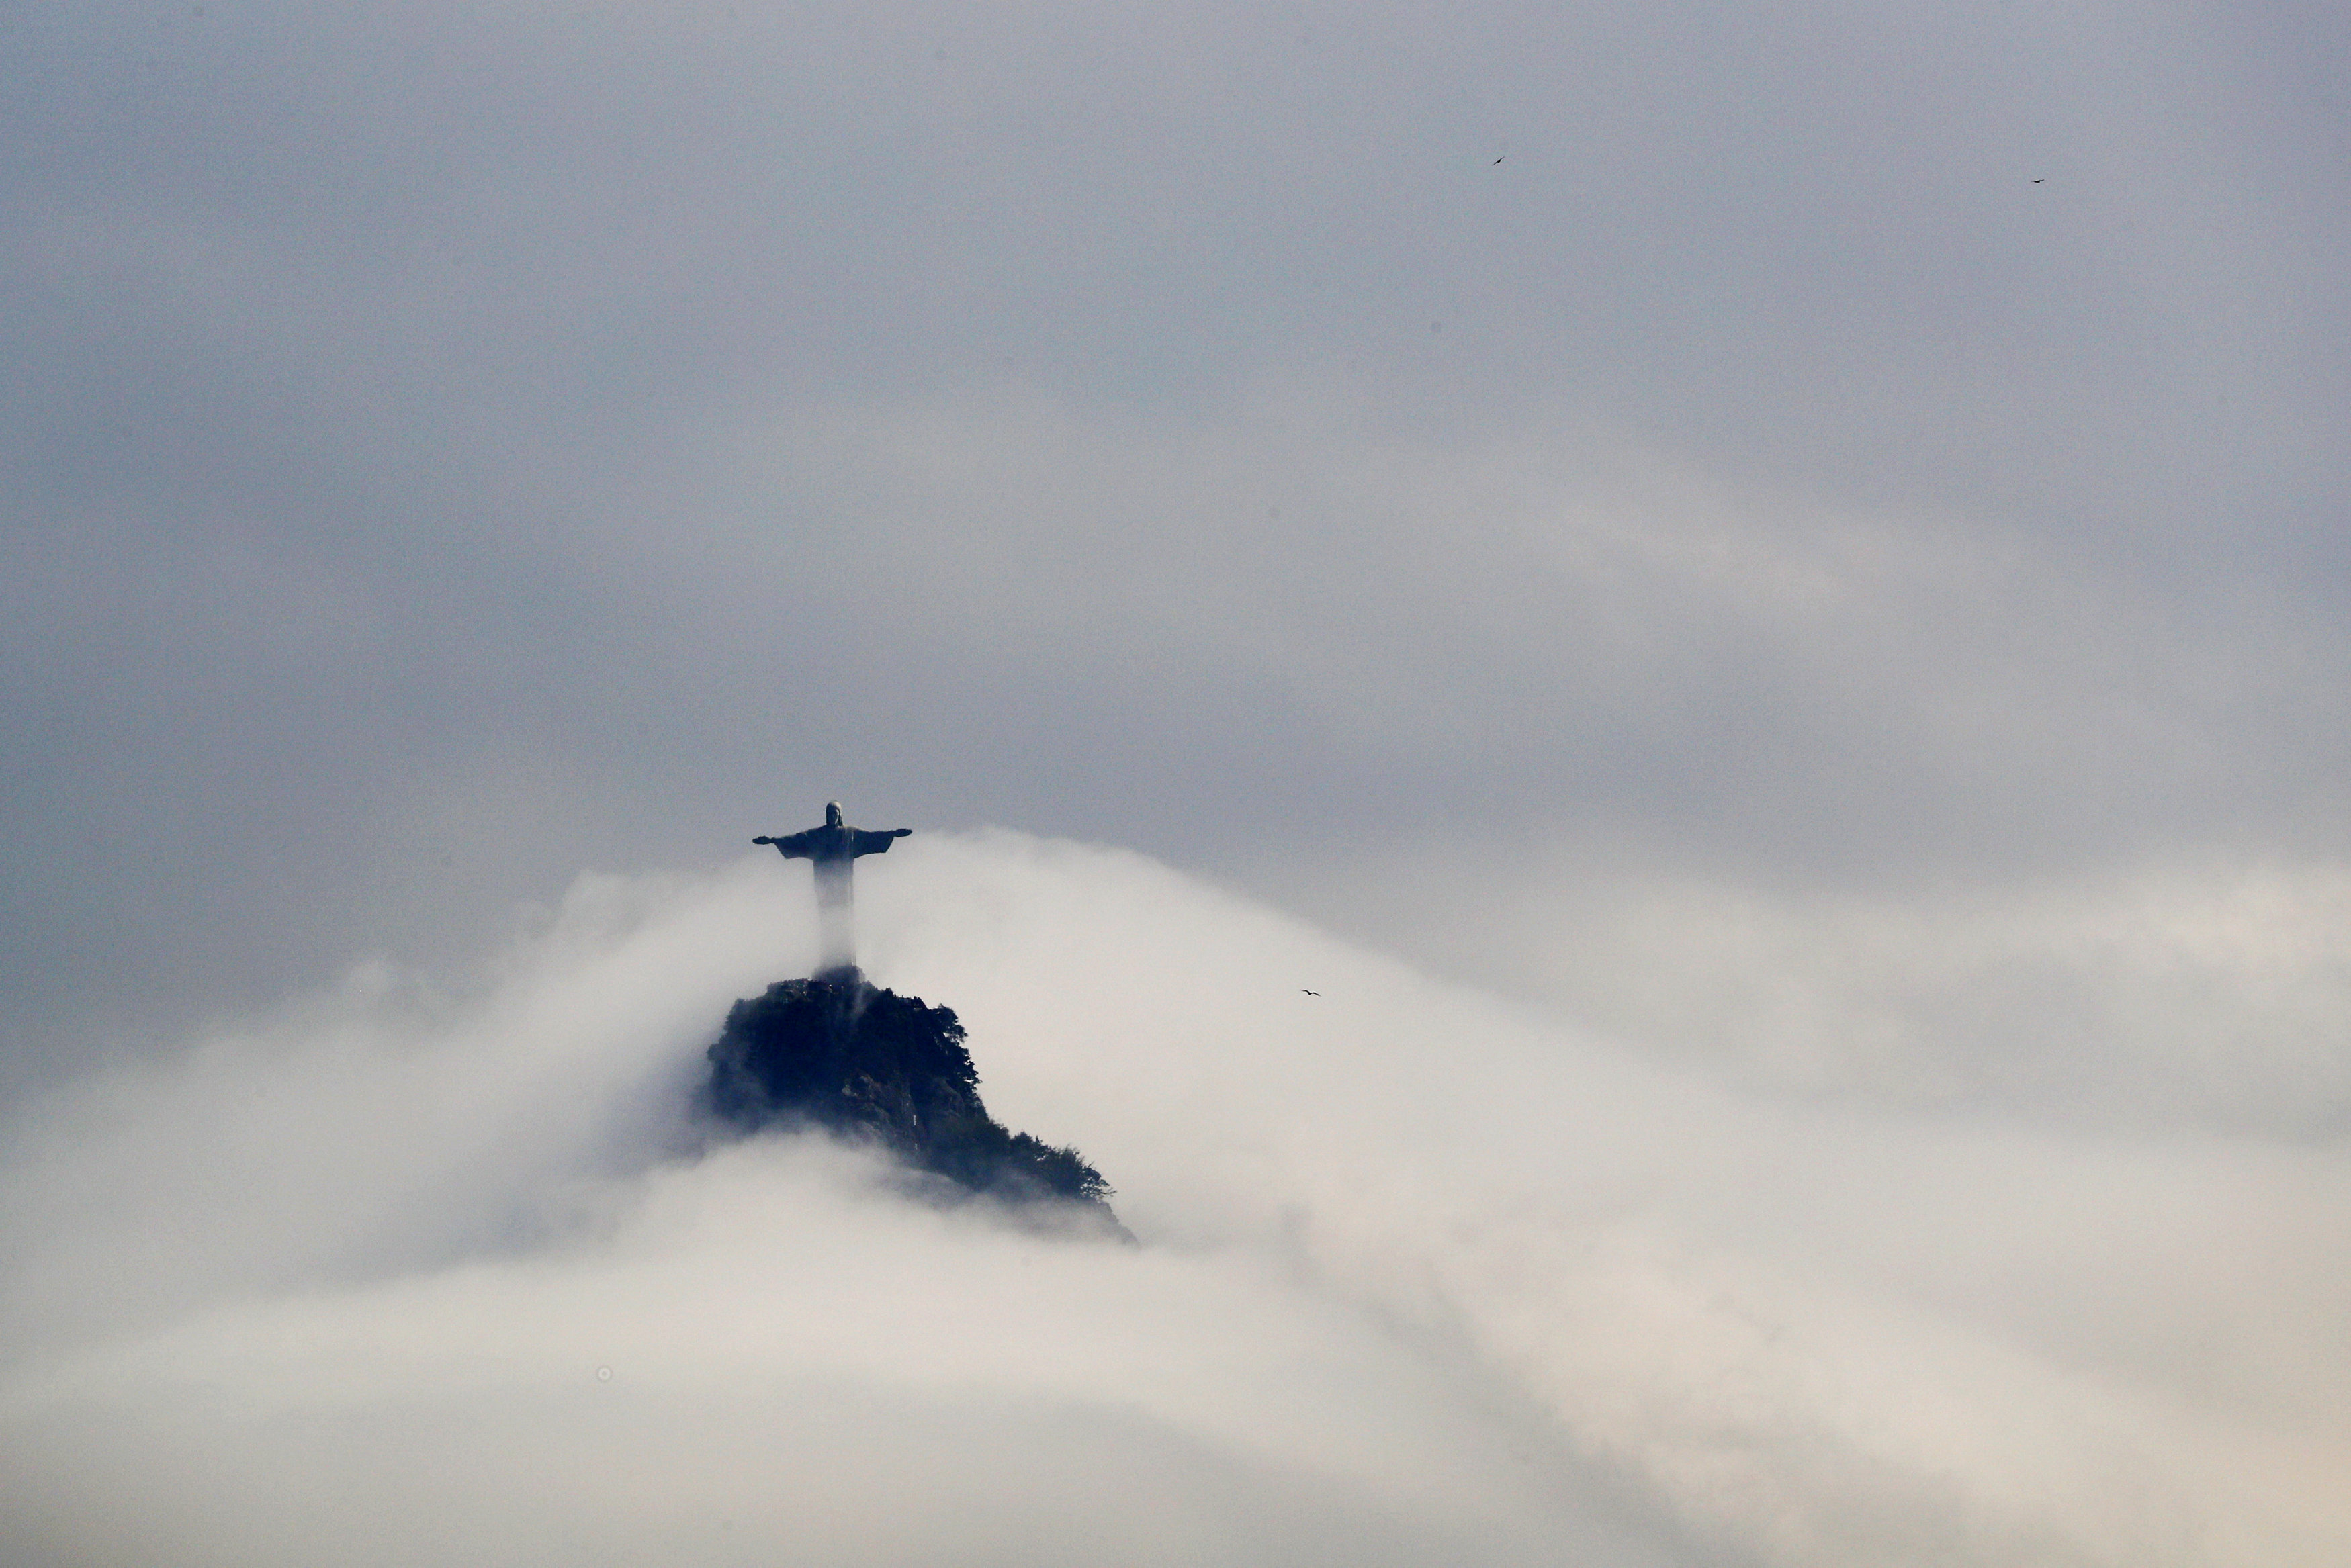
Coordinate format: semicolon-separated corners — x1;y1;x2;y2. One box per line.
3;3;2350;1559
7;0;2346;1067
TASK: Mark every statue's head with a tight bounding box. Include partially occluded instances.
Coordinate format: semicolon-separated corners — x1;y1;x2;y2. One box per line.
825;801;844;828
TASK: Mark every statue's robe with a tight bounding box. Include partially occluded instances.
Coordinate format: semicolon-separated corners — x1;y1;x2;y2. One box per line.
758;813;910;976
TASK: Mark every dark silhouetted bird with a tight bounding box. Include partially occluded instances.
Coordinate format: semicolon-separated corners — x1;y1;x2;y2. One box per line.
1302;989;1321;996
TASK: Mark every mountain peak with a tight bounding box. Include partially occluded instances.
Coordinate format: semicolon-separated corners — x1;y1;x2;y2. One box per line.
701;976;1120;1221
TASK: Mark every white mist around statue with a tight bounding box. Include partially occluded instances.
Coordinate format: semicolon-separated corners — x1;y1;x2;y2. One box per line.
752;800;912;980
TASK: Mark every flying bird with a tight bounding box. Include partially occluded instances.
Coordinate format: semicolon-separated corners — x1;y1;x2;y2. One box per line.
1493;156;1505;165
1302;989;1321;997
2032;178;2045;183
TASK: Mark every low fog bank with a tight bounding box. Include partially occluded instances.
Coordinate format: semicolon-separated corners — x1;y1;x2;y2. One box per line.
4;833;2345;1567
1279;838;2351;1140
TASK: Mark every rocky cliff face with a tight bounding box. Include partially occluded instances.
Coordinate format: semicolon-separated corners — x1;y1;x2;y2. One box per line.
701;976;1118;1218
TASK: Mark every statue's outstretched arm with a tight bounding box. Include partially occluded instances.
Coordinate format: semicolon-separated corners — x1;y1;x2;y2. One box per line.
758;829;821;858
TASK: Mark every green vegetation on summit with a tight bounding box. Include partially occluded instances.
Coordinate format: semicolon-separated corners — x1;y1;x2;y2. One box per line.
701;976;1115;1212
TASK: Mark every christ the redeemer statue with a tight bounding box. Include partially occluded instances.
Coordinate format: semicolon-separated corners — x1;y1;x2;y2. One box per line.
754;801;912;978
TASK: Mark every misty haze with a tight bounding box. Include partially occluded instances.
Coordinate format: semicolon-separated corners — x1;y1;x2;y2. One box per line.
5;2;2349;1565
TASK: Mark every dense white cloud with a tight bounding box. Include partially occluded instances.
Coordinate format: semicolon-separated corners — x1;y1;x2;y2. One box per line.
5;837;2344;1565
1294;839;2351;1134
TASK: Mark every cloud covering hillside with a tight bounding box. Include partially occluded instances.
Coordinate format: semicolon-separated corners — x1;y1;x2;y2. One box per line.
5;3;2348;1559
6;835;2342;1567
